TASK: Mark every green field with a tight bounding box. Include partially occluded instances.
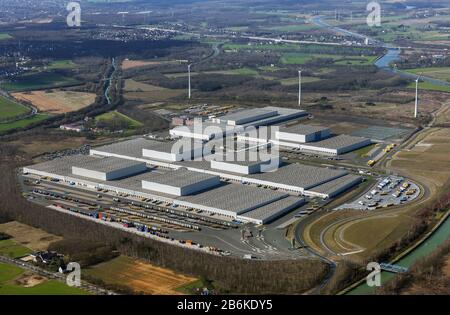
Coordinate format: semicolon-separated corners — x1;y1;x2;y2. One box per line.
0;33;12;40
2;72;81;92
281;53;376;65
47;60;77;70
408;81;450;93
0;262;87;295
0;239;31;259
0;96;30;120
223;43;299;51
225;26;249;32
405;67;450;82
280;76;320;85
266;24;318;32
281;53;315;64
175;279;205;294
96;110;143;129
259;65;282;72
0;114;51;133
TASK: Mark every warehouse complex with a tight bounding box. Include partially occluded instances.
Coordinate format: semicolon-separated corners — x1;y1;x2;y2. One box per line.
23;106;370;225
239;124;371;156
170;106;309;141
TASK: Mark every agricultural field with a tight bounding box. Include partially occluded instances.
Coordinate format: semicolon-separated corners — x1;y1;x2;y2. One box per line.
405;67;450;82
122;59;174;70
0;33;12;40
47;60;77;70
0;221;63;251
2;72;81;92
124;79;169;92
265;23;319;32
124;79;184;102
0;239;31;258
0;114;51;133
407;82;450;93
0;263;87;295
95;110;143;129
83;256;197;295
0;96;30;121
389;127;450;196
12;90;96;114
281;53;377;65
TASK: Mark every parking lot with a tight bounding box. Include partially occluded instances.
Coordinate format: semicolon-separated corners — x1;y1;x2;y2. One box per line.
334;176;420;211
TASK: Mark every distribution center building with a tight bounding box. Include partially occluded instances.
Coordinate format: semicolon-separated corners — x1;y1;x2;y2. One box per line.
299;134;372;155
210;153;280;175
71;157;147;181
142;169;221;196
276;124;331;143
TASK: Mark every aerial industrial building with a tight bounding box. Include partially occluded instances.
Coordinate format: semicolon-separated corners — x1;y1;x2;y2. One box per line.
141;169;221;196
171;106;308;141
210;152;280;175
23;155;304;224
276;124;331;143
213;108;279;126
299;134;372;155
71;157;146;181
23;106;369;225
239;123;371;156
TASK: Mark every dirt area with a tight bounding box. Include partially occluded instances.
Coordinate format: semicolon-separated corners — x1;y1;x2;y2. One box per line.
125;89;185;103
0;221;62;251
443;254;450;277
14;273;47;287
12;90;96;114
390;128;450;195
306;90;443;123
10;135;88;158
84;256;197;295
124;79;169;92
122;59;169;70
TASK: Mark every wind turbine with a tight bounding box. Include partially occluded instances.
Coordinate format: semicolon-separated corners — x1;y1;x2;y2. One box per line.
414;76;420;118
188;64;192;99
298;70;302;107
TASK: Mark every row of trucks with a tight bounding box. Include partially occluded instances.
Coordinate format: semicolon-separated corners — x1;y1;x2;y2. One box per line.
367;144;397;167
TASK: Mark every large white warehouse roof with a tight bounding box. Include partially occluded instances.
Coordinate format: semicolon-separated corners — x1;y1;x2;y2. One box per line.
71;156;147;181
141;169;221;196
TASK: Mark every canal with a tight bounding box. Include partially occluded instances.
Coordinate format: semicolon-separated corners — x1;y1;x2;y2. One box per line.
347;214;450;294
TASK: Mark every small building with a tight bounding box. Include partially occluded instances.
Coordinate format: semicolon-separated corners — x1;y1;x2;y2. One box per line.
60;122;85;133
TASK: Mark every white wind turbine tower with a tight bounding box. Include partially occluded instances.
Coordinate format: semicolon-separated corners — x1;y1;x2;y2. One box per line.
298;70;302;107
414;76;420;118
188;64;192;99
